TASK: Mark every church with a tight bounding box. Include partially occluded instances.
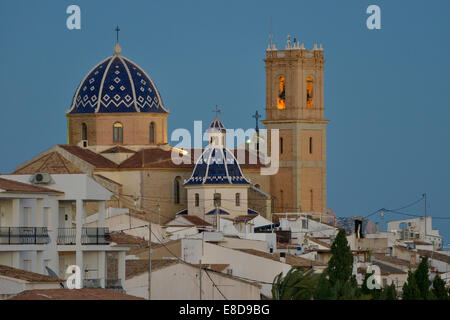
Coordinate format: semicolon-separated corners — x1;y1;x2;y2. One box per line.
12;37;329;225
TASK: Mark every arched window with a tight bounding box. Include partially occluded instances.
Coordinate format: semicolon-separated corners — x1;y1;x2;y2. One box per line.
81;123;87;141
173;177;181;204
235;193;240;207
280;137;284;154
309;137;313;154
277;76;286;110
306;77;314;109
113;122;123;143
195;193;199;207
149;122;155;143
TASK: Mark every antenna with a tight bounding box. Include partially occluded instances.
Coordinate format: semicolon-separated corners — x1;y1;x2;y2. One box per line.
269;16;273;48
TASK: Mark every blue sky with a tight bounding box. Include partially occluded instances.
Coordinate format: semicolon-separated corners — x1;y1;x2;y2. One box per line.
0;0;449;244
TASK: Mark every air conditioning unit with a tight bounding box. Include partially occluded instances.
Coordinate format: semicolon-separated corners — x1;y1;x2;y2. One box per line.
31;173;53;185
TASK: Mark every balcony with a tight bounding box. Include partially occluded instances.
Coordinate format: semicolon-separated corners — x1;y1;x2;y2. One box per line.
0;227;50;245
57;227;110;245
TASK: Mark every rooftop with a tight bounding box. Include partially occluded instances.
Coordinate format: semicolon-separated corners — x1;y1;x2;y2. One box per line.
0;177;63;194
9;288;144;300
0;264;63;283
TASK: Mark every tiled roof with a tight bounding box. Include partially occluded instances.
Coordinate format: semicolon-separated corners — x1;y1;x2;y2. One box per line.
179;215;212;227
126;259;179;279
358;262;406;276
0;264;63;283
100;146;137;154
9;288;143;300
108;232;148;246
118;148;193;169
236;249;326;267
372;253;419;268
0;177;63;194
14;151;83;174
233;215;258;223
58;145;117;168
417;249;450;264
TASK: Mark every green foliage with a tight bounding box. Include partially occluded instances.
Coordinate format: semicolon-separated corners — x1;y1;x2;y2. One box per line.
431;274;448;300
272;267;319;300
361;271;382;299
402;270;422;300
326;229;354;286
380;283;397;300
313;273;332;300
415;256;432;299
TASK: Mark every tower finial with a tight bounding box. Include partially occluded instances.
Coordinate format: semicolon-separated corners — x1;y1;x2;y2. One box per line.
212;105;222;118
114;25;122;55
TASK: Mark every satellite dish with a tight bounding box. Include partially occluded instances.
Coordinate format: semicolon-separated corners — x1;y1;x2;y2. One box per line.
45;266;65;288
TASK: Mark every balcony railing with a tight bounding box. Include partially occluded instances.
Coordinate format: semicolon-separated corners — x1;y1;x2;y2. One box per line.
0;227;50;245
82;278;122;289
57;227;110;245
106;278;122;290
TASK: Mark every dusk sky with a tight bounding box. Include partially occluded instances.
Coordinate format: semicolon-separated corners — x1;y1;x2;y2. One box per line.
1;1;449;243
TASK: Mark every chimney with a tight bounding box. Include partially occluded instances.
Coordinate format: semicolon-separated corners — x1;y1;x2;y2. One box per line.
375;222;379;233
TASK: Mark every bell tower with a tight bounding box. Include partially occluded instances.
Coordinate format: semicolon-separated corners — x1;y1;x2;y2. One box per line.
262;39;328;219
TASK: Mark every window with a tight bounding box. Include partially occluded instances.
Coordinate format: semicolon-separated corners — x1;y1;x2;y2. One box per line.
149;122;155;143
310;189;314;211
235;193;240;207
113;122;123;143
309;137;313;154
277;76;286;109
280;137;283;154
195;193;199;207
280;190;284;212
82;123;87;140
306;77;314;109
174;177;181;204
214;193;221;207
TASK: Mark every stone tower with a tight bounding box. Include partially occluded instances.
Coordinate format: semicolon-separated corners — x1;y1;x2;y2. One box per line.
262;39;328;219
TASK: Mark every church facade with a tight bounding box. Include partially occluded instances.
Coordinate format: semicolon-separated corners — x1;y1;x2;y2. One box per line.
12;39;328;224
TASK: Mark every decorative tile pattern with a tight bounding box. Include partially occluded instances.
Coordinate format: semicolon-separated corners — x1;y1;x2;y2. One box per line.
69;54;167;114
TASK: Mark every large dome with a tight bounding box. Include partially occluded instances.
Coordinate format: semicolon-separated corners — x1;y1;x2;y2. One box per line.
68;44;168;114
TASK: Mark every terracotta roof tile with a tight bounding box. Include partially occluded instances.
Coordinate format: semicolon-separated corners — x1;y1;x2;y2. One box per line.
126;259;179;279
236;248;326;267
108;232;148;246
305;236;331;249
372;253;419;268
9;288;144;300
14;152;83;174
417;249;450;264
100;146;137;154
0;264;63;282
180;215;212;227
0;177;63;194
58;145;117;168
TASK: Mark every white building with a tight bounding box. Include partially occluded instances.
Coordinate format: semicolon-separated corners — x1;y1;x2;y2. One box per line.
387;217;442;250
0;174;128;289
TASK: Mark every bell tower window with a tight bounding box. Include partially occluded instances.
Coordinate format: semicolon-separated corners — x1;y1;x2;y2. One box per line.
277;76;286;110
113;122;123;143
309;137;313;154
306;77;314;109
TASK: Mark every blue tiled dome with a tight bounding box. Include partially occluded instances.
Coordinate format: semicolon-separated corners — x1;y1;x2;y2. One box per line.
68;45;168;114
184;147;250;186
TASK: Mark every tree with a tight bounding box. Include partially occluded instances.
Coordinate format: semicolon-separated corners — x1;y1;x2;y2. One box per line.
431;274;448;300
380;283;397;300
313;272;332;300
402;270;421;300
361;271;381;299
326;229;354;286
415;256;432;300
272;267;319;300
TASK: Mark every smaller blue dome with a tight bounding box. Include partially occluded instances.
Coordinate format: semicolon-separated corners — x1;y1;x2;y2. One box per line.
184;147;250;186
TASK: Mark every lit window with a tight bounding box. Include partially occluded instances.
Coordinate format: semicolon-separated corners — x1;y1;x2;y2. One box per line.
113;122;123;143
306;77;314;109
149;122;155;143
277;76;286;110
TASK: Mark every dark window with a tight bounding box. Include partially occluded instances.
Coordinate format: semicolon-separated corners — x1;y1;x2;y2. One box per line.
82;123;87;140
174;177;181;204
280;137;283;154
235;193;240;207
309;137;313;154
149;122;155;143
113;122;123;143
195;193;199;207
214;193;221;207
